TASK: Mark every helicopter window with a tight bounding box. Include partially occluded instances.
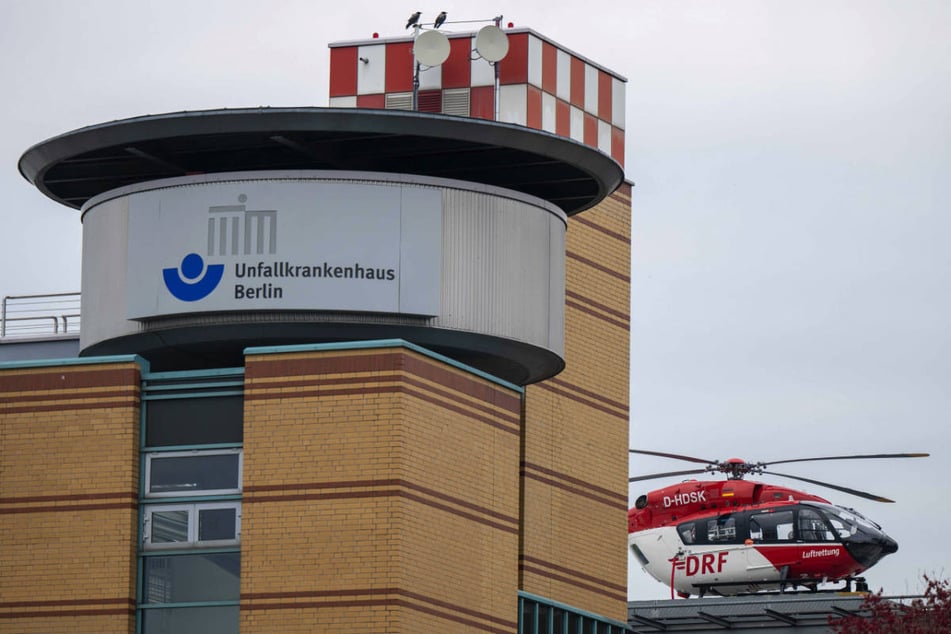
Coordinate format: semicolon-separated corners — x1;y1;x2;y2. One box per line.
822;504;880;538
631;543;649;566
748;509;795;542
706;516;737;543
798;508;835;542
826;513;857;539
749;518;762;541
828;505;881;531
678;522;697;545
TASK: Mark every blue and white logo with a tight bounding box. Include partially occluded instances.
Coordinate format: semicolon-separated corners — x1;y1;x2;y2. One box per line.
162;253;224;301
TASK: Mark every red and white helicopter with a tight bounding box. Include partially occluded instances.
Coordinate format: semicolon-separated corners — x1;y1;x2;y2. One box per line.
628;449;929;599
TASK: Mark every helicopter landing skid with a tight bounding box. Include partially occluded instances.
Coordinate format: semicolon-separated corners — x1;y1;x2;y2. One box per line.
691;576;868;598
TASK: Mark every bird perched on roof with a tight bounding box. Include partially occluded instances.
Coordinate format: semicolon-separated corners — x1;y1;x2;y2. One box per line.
434;11;447;29
406;11;422;29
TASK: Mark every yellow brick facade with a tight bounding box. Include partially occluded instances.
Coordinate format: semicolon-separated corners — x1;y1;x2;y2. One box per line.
0;186;630;633
241;346;522;633
0;361;143;633
521;185;632;620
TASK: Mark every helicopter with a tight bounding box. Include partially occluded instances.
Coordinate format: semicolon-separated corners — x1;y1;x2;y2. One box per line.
628;449;929;599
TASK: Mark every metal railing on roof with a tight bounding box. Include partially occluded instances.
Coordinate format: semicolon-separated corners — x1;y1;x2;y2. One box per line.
0;292;81;339
628;592;930;632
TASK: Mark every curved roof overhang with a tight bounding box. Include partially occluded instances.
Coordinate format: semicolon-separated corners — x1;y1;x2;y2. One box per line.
19;107;624;215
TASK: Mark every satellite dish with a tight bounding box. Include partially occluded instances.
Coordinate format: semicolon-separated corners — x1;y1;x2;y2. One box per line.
415;30;450;66
475;25;509;63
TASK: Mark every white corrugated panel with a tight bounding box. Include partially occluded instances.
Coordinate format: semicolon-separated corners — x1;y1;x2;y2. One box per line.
437;188;564;354
385;92;413;110
442;88;470;116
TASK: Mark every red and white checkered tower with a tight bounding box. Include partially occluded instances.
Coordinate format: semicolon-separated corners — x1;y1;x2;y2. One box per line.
328;23;626;167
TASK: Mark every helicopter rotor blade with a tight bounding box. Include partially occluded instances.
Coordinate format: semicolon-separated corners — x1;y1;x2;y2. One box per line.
763;453;929;468
767;470;896;503
629;449;717;465
629;468;709;483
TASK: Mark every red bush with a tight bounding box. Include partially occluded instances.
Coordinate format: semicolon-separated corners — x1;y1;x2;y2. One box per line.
830;576;951;633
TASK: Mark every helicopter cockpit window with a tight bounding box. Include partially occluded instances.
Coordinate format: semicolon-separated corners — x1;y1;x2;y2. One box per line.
821;504;880;538
798;508;835;542
678;522;697;545
706;516;737;543
827;515;853;539
748;509;795;542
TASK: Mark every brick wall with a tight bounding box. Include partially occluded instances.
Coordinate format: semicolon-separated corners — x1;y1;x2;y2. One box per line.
520;184;632;620
0;180;632;632
0;361;142;633
241;345;522;633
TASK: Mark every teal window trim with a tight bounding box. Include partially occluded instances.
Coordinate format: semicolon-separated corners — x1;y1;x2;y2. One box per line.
143;442;243;453
140;546;240;558
141;500;241;550
142;389;244;401
524;596;537;634
143;381;244;393
140;493;243;504
143;367;244;381
139;600;239;610
138;366;244;634
138;402;148;474
0;353;149;372
135;545;144;633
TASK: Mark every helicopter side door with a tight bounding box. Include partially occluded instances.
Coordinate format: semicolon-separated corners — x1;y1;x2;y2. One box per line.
744;508;797;583
670;515;755;595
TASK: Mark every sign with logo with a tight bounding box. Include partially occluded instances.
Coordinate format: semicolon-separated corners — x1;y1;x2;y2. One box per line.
127;181;441;318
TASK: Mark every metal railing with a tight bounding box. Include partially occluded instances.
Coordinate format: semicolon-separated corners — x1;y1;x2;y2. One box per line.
0;292;81;338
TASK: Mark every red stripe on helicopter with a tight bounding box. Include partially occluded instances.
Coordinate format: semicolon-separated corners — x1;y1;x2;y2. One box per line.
752;544;863;578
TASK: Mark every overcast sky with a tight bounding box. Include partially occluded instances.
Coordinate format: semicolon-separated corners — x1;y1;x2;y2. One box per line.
1;0;948;602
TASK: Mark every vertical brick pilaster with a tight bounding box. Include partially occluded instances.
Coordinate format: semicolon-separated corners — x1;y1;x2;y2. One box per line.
0;360;142;633
521;185;632;620
241;345;522;633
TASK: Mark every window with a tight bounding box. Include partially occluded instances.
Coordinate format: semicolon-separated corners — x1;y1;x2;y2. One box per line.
143;553;240;603
141;606;239;634
139;368;244;634
749;509;796;542
144;502;241;549
798;508;835;542
145;449;242;497
827;514;853;539
706;516;737;543
630;543;649;566
824;504;881;534
678;521;697;544
146;395;242;447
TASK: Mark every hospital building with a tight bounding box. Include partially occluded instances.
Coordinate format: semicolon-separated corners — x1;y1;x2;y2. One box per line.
0;22;631;633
